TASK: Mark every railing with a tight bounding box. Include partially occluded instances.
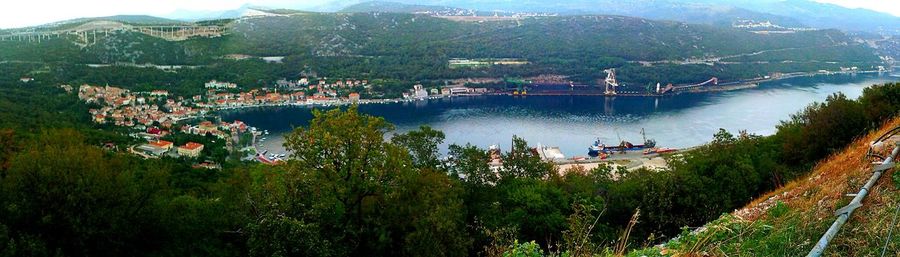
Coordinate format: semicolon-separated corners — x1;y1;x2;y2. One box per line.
807;126;900;256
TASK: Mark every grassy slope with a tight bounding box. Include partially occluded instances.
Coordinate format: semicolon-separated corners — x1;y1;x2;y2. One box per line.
631;115;900;256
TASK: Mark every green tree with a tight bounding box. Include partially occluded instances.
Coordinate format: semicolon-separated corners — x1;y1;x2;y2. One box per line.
448;143;496;187
501;136;555;180
0;129;17;176
0;129;169;257
392;125;446;170
859;83;900;125
384;167;470;257
778;93;867;166
249;106;469;256
495;179;569;248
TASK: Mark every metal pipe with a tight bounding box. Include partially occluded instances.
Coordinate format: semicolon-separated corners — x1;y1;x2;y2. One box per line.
808;141;900;257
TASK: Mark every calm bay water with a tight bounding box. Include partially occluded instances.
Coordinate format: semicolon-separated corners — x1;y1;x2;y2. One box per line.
221;73;899;157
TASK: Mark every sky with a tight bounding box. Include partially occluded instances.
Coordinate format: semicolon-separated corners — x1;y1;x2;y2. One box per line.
816;0;900;16
0;0;898;29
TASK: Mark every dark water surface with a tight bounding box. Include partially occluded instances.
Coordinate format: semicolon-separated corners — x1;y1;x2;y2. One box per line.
221;73;899;157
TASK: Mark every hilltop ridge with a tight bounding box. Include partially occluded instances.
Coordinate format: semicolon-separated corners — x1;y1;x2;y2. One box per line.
1;11;883;86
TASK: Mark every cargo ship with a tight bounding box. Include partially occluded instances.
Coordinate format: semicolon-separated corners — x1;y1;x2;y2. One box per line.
587;129;657;157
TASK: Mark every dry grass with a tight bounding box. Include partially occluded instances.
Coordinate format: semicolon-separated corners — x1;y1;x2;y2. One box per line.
711;116;900;255
735;116;900;222
630;116;900;257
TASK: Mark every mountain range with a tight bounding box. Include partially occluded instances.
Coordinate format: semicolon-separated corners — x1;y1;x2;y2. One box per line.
0;9;886;88
0;0;894;89
327;0;900;34
8;1;898;36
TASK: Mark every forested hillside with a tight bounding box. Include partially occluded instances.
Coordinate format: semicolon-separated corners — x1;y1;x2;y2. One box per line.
227;13;870;62
0;12;883;85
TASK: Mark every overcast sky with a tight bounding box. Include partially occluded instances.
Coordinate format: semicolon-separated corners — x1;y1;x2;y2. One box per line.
0;0;897;29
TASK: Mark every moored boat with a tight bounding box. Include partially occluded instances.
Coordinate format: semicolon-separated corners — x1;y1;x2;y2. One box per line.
643;147;678;155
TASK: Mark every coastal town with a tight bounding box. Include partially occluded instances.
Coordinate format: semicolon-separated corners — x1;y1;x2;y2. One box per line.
75;77;498;165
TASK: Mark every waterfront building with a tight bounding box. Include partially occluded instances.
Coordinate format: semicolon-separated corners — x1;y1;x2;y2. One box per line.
413;84;428;99
449;87;471;95
291;92;306;102
221;120;248;133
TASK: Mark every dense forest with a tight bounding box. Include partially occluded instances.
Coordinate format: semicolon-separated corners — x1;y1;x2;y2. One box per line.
0;12;884;87
1;58;899;256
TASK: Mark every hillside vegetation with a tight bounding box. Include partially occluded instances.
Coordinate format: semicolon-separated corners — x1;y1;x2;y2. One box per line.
635;115;900;256
0;12;883;86
211;13;882;84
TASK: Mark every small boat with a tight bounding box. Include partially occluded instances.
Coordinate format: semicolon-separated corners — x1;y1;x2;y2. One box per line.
643;147;678;155
656;148;676;154
256;153;281;165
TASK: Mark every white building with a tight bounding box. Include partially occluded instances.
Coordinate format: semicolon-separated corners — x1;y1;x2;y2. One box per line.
205;80;238;89
413;84;428;99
